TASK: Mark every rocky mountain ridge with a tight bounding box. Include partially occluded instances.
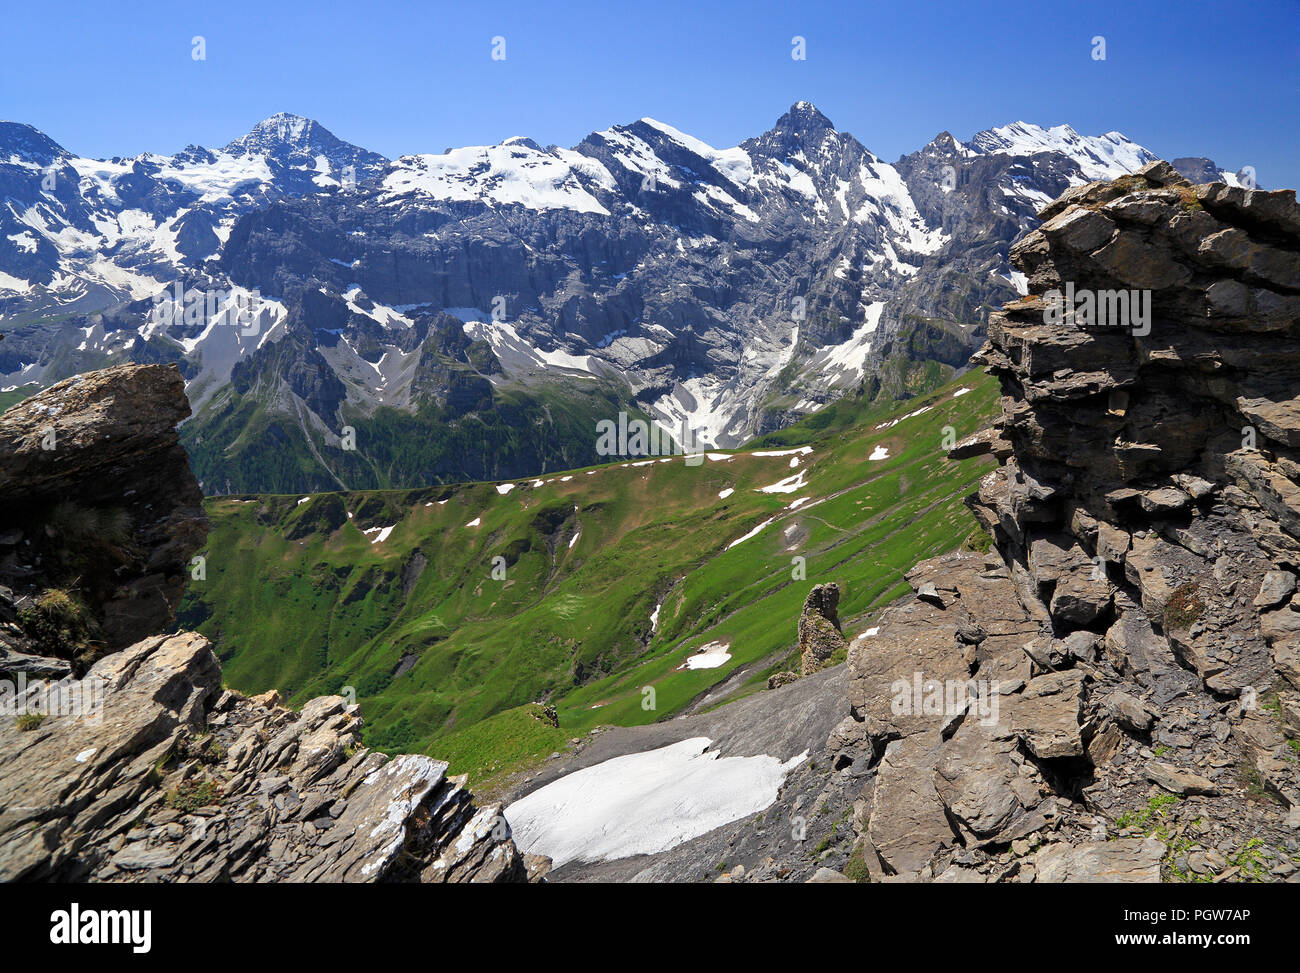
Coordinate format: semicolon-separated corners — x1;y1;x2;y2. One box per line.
0;365;541;882
1;107;1249;493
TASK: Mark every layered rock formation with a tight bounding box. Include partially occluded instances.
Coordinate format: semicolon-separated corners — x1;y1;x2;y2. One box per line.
0;632;542;882
0;367;543;882
0;364;207;666
830;163;1300;882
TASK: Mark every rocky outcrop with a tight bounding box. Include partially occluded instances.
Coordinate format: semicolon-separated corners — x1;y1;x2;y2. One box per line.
799;583;847;676
831;163;1300;883
0;363;543;883
0;364;207;668
0;632;543;882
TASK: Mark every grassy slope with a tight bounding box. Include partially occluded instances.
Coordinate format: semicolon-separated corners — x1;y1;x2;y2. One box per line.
0;387;36;413
180;370;1000;787
182;373;653;495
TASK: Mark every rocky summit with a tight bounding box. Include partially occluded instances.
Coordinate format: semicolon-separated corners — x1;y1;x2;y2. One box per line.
824;162;1300;882
0;367;543;882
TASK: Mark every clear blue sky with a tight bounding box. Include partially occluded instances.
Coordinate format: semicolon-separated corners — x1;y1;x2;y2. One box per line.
4;0;1297;187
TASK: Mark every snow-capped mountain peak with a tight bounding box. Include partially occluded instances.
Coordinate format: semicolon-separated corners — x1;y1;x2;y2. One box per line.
968;120;1157;182
772;100;836;134
221;113;388;189
1;107;1253;479
222;112;378;162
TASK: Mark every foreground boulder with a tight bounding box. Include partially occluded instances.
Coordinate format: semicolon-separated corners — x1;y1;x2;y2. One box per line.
0;364;207;668
831;163;1300;883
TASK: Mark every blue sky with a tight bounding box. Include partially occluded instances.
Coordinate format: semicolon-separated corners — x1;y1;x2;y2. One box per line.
4;0;1297;187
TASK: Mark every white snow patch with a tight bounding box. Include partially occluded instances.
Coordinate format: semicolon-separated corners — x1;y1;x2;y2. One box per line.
679;640;731;670
875;404;933;431
726;517;774;550
750;447;813;458
505;737;805;866
757;470;808;494
382;143;614;214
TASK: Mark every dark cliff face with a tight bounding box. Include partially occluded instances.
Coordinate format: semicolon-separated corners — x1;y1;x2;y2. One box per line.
0;363;208;668
828;163;1300;882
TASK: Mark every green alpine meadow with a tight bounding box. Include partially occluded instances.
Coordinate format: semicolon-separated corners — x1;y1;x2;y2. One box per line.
180;370;998;788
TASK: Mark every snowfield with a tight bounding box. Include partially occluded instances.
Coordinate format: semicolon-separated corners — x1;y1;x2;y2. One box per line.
505;737;806;867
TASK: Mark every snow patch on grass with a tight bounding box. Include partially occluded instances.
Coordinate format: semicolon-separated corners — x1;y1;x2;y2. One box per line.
726;517;774;549
757;469;808;494
678;640;731;670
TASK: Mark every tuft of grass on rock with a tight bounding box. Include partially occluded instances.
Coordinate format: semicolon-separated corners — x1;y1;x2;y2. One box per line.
1162;583;1205;631
164;778;223;812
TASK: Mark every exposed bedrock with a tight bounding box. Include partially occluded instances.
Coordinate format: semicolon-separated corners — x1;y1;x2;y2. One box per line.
830;162;1300;883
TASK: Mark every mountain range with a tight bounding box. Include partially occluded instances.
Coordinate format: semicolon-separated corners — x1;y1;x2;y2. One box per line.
0;105;1246;493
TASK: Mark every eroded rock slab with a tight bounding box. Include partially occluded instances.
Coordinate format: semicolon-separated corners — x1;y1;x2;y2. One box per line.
0;632;540;883
1034;838;1164;883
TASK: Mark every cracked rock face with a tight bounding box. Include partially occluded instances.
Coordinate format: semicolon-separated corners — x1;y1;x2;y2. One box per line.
0;631;544;882
832;164;1300;883
0;364;208;665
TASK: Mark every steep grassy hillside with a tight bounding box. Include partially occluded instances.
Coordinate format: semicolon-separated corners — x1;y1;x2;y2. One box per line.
180;370;1000;785
182;376;652;495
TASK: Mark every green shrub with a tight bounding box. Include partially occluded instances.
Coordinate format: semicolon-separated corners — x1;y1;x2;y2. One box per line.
18;588;96;657
844;852;871;883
